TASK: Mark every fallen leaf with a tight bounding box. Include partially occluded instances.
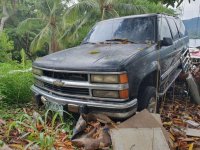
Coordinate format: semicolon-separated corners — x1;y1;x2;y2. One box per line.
0;119;5;126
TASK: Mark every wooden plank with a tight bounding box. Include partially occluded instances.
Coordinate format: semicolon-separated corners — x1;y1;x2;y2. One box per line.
110;128;170;150
118;109;169;141
151;113;162;125
185;128;200;137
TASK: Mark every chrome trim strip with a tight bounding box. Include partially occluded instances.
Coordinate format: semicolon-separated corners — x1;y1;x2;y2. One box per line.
35;85;128;101
34;75;129;90
183;59;190;69
161;59;180;80
31;85;137;110
33;66;126;74
159;69;182;96
182;56;188;64
182;48;189;57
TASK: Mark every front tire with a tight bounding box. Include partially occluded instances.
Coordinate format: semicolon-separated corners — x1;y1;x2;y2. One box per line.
137;86;158;113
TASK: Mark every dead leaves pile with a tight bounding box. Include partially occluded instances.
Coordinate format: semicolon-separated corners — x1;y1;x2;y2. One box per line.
0;109;75;150
0;109;113;150
161;99;200;150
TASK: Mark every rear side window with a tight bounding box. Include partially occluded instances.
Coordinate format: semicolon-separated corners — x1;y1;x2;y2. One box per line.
167;18;179;40
159;17;172;40
174;19;187;37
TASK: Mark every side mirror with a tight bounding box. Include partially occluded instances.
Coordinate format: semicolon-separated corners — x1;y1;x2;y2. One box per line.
160;37;173;46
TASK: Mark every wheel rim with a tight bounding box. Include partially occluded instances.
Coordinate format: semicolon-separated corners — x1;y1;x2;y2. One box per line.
147;96;157;113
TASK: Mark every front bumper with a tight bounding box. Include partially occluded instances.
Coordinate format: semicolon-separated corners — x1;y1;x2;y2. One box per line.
31;85;137;119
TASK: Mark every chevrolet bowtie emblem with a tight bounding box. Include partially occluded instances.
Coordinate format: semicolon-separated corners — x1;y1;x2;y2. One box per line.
53;80;64;87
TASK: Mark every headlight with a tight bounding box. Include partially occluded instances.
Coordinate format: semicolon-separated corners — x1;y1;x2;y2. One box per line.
91;74;128;84
92;89;128;99
32;67;43;76
93;90;119;98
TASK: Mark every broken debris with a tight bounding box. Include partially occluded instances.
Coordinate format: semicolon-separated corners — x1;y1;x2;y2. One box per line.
71;113;112;150
186;73;200;104
161;98;200;150
185;128;200;137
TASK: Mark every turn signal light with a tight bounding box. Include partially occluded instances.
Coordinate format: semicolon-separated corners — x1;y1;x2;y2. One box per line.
119;89;129;99
119;74;128;84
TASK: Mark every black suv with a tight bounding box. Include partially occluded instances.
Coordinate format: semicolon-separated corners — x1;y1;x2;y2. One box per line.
31;14;190;119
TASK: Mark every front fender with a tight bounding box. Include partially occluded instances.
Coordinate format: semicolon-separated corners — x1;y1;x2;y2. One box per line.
127;60;160;98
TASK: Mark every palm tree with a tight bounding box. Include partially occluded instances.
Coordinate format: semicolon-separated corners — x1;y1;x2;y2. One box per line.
17;0;67;54
17;0;146;54
60;0;146;43
69;0;146;20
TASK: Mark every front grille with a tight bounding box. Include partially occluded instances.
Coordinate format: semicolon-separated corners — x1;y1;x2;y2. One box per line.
43;82;89;96
43;70;88;81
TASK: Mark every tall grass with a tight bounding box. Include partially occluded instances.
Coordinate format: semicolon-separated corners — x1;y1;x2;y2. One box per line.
0;62;33;104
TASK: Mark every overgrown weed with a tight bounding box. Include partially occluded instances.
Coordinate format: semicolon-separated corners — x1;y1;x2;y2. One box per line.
0;62;33;104
6;110;74;150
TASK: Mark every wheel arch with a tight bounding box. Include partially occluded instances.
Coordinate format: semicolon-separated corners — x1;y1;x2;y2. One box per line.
137;69;161;98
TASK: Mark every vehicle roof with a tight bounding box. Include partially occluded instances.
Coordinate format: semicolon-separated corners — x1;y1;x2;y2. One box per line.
99;13;179;23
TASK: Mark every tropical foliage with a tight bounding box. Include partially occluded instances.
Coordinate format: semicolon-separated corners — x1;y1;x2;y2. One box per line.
0;62;33;104
0;0;175;57
150;0;195;7
0;32;14;62
6;110;74;149
17;0;68;54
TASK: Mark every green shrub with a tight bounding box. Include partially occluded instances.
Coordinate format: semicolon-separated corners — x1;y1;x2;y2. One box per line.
0;62;33;104
0;32;14;63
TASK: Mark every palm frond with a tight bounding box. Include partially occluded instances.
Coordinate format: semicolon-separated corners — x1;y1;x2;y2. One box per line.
30;24;51;53
65;0;98;17
45;0;53;13
17;18;44;35
114;3;147;15
105;9;119;19
60;13;91;41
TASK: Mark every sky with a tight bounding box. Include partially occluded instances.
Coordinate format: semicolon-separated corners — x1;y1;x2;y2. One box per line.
178;0;200;20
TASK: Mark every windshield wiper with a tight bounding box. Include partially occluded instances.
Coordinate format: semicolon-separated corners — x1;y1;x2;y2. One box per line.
106;38;135;43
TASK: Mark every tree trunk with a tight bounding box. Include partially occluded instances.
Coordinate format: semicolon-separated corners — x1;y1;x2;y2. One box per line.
101;8;105;20
49;16;59;54
99;0;105;20
0;3;9;32
49;34;59;54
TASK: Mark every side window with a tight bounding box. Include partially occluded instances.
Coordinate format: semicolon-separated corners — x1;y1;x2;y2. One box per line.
174;18;187;37
159;17;172;40
167;18;179;40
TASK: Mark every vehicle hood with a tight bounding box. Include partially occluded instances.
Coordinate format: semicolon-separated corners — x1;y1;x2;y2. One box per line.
33;43;148;71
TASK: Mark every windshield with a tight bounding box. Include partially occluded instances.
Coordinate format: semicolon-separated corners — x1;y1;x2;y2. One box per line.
83;16;156;44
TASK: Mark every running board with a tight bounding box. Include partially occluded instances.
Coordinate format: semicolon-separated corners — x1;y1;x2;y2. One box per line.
158;69;182;96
